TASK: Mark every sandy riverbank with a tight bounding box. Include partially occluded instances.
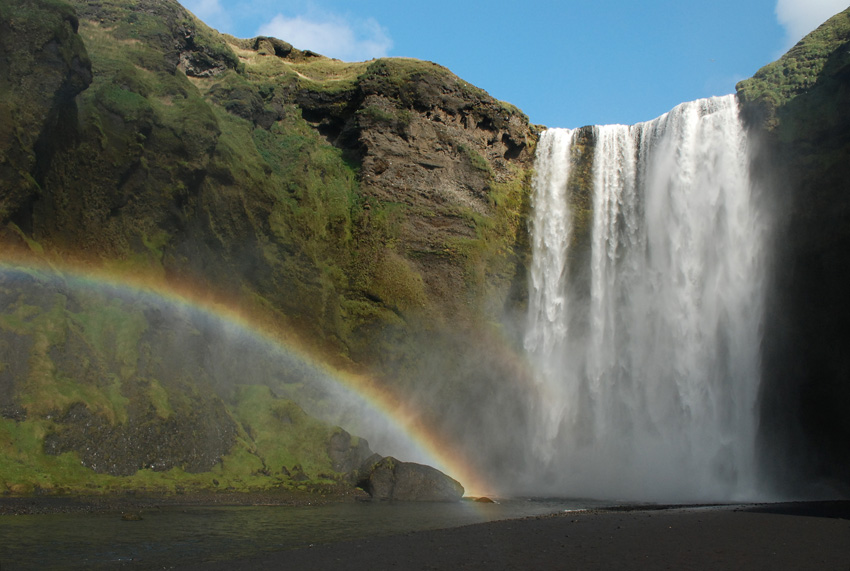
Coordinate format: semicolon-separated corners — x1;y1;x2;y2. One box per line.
183;501;850;570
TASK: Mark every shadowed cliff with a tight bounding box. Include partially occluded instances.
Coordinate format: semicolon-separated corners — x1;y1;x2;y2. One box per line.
737;7;850;495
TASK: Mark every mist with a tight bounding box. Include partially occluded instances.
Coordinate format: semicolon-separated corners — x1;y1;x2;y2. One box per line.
517;95;770;502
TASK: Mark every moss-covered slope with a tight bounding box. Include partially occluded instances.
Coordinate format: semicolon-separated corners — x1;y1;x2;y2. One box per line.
0;266;375;495
0;0;537;494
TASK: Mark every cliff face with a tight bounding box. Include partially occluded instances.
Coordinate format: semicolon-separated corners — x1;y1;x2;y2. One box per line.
737;8;850;492
0;0;91;221
0;0;537;493
1;0;536;345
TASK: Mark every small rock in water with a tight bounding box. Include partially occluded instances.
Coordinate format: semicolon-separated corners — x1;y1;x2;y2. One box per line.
121;512;143;521
473;496;496;503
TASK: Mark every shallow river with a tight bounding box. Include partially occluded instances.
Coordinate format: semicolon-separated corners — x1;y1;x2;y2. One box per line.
0;497;613;570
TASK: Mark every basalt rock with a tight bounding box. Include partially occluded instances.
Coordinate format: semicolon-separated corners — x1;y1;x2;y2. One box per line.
356;456;464;502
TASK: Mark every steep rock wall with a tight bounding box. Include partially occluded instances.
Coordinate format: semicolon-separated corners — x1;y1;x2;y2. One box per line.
737;7;850;493
0;0;539;493
0;0;92;221
1;0;537;358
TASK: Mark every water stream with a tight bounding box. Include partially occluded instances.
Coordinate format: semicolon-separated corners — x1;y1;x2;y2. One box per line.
0;498;611;570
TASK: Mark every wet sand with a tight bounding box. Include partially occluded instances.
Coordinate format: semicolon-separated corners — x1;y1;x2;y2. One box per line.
185;501;850;570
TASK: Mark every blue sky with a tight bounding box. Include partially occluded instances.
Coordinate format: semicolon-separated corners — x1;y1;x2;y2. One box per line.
182;0;849;128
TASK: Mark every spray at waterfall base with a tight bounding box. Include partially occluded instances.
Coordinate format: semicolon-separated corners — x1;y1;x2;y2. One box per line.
521;95;768;502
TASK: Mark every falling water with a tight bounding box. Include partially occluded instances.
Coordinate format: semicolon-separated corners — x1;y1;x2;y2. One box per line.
525;95;766;501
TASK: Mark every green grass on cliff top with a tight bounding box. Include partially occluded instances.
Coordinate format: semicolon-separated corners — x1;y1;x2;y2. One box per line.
737;7;850;119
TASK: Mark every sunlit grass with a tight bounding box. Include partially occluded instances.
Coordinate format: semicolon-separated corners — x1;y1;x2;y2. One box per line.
737;7;850;128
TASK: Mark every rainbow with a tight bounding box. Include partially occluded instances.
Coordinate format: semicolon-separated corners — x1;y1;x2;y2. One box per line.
0;254;493;496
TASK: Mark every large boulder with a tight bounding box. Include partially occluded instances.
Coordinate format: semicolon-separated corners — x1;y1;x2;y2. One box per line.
356;456;464;502
327;429;375;474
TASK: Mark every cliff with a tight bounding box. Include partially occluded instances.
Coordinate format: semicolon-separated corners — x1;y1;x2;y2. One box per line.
0;0;536;494
737;7;850;492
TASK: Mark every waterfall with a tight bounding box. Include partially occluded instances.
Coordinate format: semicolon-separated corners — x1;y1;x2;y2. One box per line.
525;95;766;501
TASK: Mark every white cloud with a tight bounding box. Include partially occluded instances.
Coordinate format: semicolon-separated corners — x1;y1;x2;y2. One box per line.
181;0;225;22
776;0;849;48
257;12;392;61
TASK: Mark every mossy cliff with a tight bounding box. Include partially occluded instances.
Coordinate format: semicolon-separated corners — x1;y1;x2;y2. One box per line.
0;266;378;495
0;0;537;495
0;0;91;222
737;7;850;492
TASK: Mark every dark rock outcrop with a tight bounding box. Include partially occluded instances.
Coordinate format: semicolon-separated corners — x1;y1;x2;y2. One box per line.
357;456;464;502
328;429;375;475
43;399;237;476
0;0;92;222
326;58;537;324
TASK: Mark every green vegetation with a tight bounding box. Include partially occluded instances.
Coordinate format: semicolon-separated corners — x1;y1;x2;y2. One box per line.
0;412;328;496
232;385;337;479
368;250;428;311
0;269;355;495
0;291;131;423
69;299;148;378
459;144;493;174
0;0;92;220
737;7;850;132
735;6;850;200
566;128;596;250
358;58;489;108
441;163;534;317
0;0;539;497
356;104;412;135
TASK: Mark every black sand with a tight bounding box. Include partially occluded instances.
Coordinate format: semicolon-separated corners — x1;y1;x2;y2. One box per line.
184;501;850;570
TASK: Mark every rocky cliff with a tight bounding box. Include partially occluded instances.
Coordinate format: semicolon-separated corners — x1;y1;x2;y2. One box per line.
737;7;850;493
0;0;536;495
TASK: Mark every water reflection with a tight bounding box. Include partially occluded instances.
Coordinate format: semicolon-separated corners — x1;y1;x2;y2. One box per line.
0;498;610;570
